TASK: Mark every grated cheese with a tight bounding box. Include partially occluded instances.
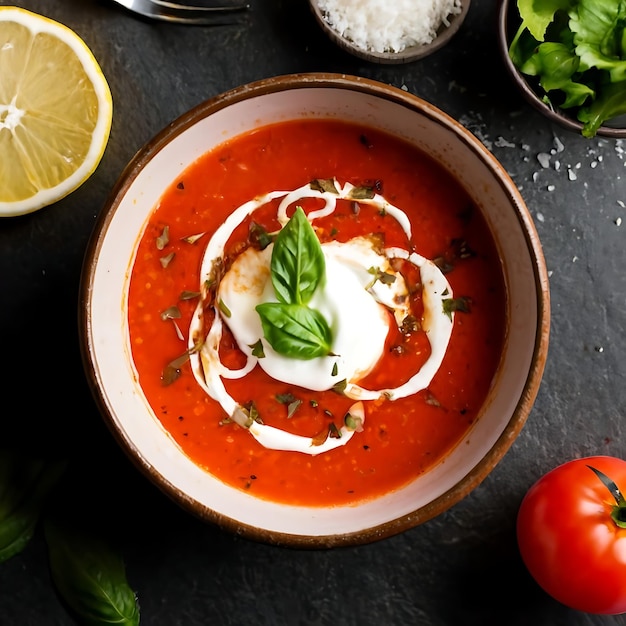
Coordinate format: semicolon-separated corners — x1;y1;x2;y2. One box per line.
318;0;463;54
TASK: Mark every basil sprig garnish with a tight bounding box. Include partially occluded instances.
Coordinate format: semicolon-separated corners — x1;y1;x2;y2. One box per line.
256;206;332;359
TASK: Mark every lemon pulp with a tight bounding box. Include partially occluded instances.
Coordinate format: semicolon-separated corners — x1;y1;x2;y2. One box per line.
0;7;113;217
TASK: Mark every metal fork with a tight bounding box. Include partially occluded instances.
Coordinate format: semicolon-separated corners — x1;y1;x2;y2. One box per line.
110;0;249;25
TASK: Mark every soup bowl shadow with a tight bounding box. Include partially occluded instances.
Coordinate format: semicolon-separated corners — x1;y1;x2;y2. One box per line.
80;73;550;548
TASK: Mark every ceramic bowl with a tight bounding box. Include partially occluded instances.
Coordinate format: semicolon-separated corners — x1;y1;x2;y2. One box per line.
309;0;470;64
80;73;550;548
498;0;626;138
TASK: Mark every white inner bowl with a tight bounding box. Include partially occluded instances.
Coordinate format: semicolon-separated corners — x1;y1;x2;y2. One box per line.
81;74;549;547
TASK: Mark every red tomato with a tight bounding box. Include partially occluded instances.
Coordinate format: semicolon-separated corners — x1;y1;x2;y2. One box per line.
517;455;626;615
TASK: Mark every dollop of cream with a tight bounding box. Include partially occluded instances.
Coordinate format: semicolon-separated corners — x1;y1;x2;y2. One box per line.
218;237;402;391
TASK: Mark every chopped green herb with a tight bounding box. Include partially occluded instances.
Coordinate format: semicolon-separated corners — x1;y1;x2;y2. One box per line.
230;406;254;429
276;393;303;417
332;379;347;394
347;185;375;200
328;423;342;439
276;392;298;405
286;400;302;419
159;252;175;268
433;238;476;273
156;225;169;250
433;256;455;274
245;401;261;423
401;314;419;334
181;232;206;245
345;412;364;432
452;238;475;260
161;365;181;386
442;296;471;320
367;266;396;289
161;350;193;386
249;339;265;358
218;298;232;318
160;305;181;321
248;221;275;250
179;290;201;301
310;178;338;194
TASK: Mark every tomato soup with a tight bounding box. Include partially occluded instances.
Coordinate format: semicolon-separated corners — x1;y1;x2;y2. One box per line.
127;119;506;507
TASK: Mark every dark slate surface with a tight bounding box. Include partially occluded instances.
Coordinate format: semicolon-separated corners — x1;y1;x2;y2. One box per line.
1;0;626;624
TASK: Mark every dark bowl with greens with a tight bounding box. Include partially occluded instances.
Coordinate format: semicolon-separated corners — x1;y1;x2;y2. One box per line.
498;0;626;138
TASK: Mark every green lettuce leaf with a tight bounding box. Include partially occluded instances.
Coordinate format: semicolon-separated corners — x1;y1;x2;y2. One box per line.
578;79;626;136
518;0;574;41
571;0;626;80
509;0;626;136
521;42;595;105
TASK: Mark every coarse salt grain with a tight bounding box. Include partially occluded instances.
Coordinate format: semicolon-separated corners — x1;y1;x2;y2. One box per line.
318;0;463;54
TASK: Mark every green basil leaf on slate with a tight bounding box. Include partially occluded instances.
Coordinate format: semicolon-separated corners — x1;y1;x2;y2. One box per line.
0;449;66;563
44;517;140;626
270;206;325;306
256;302;332;359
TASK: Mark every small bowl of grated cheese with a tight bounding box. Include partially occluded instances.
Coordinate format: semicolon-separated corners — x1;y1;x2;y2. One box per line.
310;0;470;64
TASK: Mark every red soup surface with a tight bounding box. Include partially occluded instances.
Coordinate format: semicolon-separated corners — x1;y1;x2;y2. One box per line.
127;118;506;507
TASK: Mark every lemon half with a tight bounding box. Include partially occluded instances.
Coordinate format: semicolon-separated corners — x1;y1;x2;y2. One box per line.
0;7;113;217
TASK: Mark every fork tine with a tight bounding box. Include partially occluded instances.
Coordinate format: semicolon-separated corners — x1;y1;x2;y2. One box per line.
112;0;249;25
150;0;249;14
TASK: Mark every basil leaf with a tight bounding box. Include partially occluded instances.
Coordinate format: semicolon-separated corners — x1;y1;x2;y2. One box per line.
256;302;332;359
44;517;140;626
271;206;325;305
0;449;66;563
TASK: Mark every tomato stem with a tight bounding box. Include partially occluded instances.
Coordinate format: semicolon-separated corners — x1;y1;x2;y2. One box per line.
587;465;626;529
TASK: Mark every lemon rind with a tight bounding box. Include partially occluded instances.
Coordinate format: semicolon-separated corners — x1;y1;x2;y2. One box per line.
0;7;113;217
